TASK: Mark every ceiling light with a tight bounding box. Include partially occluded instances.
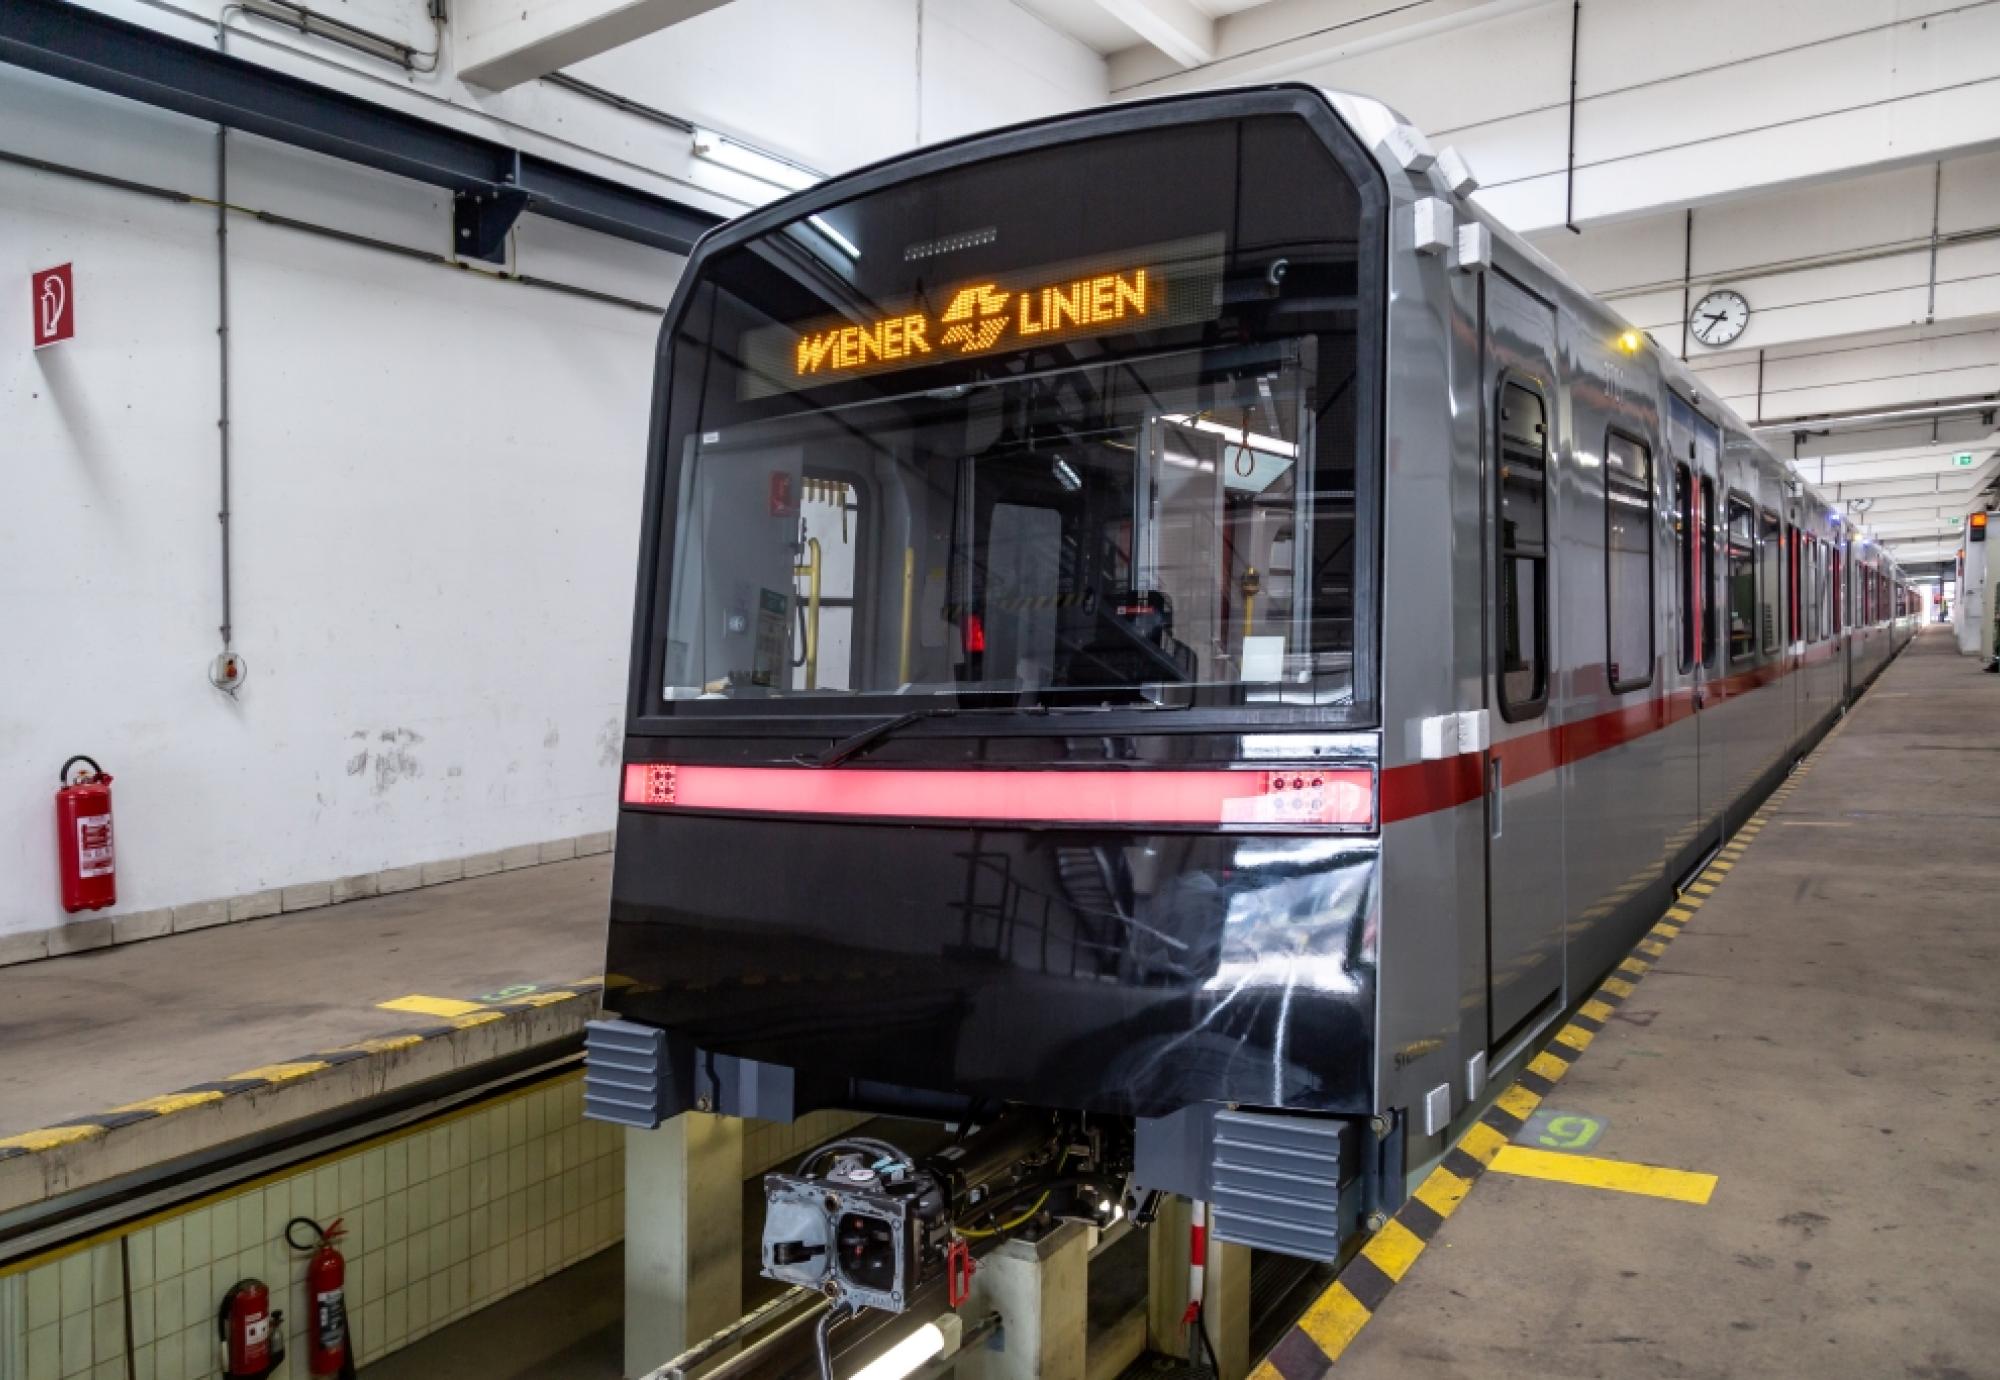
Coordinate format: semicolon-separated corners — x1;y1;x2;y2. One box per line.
690;128;819;193
1160;414;1297;458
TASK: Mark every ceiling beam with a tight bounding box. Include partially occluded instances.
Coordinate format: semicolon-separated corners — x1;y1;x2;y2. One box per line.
1093;0;1214;68
457;0;734;91
0;0;722;261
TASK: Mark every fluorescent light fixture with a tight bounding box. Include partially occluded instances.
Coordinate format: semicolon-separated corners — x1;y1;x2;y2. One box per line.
1160;414;1298;458
1052;457;1082;492
850;1323;948;1380
690;128;819;193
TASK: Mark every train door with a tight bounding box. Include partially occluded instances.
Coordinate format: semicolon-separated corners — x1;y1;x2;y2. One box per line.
1666;393;1724;854
1481;273;1565;1050
1690;414;1726;848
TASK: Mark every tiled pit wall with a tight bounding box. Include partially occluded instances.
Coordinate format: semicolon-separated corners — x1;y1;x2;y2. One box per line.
1;1073;620;1380
0;1083;869;1380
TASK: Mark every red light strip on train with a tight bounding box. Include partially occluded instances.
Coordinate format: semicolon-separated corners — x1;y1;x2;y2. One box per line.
622;763;1374;828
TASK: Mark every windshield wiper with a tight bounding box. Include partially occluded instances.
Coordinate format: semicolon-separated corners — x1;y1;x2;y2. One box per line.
794;705;959;768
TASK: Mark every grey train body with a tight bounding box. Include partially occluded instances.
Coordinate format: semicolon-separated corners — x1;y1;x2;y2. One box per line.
1340;87;1917;1153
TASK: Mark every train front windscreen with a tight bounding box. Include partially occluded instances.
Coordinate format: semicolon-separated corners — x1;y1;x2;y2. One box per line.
644;108;1381;726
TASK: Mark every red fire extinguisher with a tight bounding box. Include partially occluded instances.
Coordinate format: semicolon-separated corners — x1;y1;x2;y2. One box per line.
56;755;116;913
289;1216;356;1378
218;1278;284;1380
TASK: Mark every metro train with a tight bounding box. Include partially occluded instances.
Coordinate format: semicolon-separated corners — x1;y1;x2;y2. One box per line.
586;84;1918;1271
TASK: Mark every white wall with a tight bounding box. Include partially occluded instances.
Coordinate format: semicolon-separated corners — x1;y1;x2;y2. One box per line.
0;74;675;946
2;2;1106;947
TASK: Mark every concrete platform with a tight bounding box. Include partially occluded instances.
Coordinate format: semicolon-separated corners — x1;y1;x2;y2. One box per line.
0;856;608;1215
1259;627;2000;1380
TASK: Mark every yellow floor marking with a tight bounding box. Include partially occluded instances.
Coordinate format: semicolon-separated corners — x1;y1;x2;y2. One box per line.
1495;1083;1542;1120
1297;1283;1372;1356
0;1125;106;1153
109;1091;226;1117
1414;1165;1474;1218
1554;1025;1593;1054
1488;1145;1717;1204
1665;906;1696;922
225;1062;329;1085
1707;859;1734;873
1601;976;1637;998
1686;881;1716;896
1250;1361;1283;1380
1639;938;1669;957
1579;998;1616;1023
1459;1121;1508;1165
450;1011;505;1028
1527;1050;1571;1081
1618;957;1650;976
1361;1218;1427;1281
378;994;489;1019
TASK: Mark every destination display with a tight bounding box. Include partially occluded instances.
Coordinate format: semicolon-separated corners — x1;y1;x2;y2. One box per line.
738;232;1226;397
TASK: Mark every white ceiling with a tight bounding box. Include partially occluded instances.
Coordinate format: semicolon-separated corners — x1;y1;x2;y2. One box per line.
1013;0;1275;60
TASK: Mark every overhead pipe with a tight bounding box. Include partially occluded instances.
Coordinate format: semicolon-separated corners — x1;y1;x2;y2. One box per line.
1754;399;1999;437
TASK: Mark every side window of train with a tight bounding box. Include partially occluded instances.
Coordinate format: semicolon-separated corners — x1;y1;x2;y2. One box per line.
1674;462;1696;672
1605;430;1653;692
1809;539;1823;641
1496;380;1550;720
1701;478;1719;667
1757;508;1783;652
1788;525;1801;645
1726;496;1756;662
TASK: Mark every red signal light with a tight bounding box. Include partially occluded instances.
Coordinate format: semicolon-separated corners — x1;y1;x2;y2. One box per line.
963;613;987;654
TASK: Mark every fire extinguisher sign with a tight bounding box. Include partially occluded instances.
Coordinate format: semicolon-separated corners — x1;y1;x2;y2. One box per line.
32;264;74;349
76;814;113;878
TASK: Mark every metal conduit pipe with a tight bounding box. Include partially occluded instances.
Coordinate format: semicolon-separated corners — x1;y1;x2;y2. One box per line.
1753;398;2000;436
216;12;237;656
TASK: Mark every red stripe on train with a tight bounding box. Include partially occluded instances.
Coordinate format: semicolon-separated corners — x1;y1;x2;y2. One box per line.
1382;645;1855;823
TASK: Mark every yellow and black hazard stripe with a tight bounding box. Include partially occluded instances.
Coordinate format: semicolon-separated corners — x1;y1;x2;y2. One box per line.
0;981;605;1163
1253;739;1841;1377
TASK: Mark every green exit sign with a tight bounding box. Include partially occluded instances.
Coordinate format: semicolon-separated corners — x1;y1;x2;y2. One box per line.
1949;514;1963;526
1955;452;1976;466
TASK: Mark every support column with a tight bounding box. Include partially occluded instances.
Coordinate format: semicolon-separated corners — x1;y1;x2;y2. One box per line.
624;1113;745;1378
1146;1200;1251;1380
963;1221;1090;1380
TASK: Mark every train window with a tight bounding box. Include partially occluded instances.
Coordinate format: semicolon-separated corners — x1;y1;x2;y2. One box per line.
1726;496;1756;662
1788;527;1801;645
648;110;1381;724
1808;539;1823;641
1701;478;1719;668
1757;509;1783;652
1605;430;1653;692
1832;547;1843;630
1497;380;1550;719
1674;463;1695;672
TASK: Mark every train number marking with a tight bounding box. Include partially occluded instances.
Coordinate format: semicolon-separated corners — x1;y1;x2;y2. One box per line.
1519;1109;1606;1152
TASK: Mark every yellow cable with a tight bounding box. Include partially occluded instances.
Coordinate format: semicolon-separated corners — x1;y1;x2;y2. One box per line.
958;1192;1050;1239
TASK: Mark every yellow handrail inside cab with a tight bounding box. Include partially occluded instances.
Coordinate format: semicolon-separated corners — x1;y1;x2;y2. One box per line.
794;537;822;689
899;548;916;684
